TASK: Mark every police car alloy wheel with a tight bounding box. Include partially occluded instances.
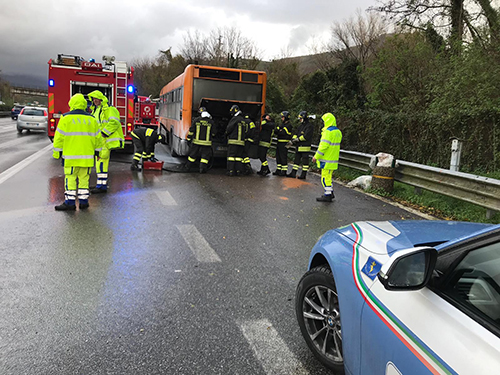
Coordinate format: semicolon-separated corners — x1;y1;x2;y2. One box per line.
296;266;344;373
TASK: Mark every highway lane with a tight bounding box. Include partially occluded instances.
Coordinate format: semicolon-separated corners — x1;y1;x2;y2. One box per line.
0;136;423;374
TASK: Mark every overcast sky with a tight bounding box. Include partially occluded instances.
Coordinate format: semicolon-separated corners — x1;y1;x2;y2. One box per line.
0;0;376;81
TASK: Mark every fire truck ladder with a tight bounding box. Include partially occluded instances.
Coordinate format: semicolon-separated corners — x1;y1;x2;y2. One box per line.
114;62;128;130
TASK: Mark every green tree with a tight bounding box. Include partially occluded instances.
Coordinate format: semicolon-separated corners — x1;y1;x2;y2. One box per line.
363;32;438;112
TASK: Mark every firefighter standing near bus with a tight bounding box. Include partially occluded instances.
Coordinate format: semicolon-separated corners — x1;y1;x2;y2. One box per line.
286;111;314;179
184;107;215;173
242;114;257;175
257;113;275;176
273;111;293;176
225;105;246;176
87;90;124;194
52;93;101;211
130;127;163;171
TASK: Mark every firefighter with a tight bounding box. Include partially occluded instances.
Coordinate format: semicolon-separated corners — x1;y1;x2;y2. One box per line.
225;105;246;176
273;111;293;176
286;111;314;179
130;127;163;171
313;112;342;202
52;93;101;211
257;113;275;176
87;90;125;194
184;107;215;173
242;114;257;175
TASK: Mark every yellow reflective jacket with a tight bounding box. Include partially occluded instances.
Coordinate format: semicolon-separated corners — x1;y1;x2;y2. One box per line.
314;113;342;170
88;90;124;150
53;94;102;167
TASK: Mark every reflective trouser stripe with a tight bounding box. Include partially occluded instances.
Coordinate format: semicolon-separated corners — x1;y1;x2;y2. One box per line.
200;158;209;164
188;156;196;162
262;160;268;166
227;157;236;161
134;153;142;161
64;167;91;202
235;157;243;162
293;164;299;170
242;157;250;163
302;165;309;171
321;169;334;195
95;157;109;187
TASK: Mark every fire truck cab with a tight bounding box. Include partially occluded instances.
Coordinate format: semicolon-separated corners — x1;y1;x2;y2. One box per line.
47;54;136;150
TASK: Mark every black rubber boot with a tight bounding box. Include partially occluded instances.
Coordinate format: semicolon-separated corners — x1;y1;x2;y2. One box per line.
297;171;307;179
316;194;334;202
55;202;76;211
131;162;141;171
79;202;90;210
286;169;297;178
272;169;280;176
260;165;270;176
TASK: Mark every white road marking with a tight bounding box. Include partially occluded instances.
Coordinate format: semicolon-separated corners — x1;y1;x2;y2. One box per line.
0;144;52;185
0;136;31;151
155;190;177;206
176;224;221;263
239;319;309;375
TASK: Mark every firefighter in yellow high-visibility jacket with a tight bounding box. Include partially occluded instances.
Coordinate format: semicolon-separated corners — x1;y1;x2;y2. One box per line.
87;90;124;194
52;93;102;211
312;112;342;202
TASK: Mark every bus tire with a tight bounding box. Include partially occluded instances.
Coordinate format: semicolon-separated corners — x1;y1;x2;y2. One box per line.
170;128;178;157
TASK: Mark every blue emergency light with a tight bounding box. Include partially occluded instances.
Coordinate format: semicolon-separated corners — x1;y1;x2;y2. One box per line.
127;85;134;93
49;79;55;87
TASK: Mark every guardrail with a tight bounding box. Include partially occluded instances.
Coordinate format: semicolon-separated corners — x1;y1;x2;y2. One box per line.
272;139;500;216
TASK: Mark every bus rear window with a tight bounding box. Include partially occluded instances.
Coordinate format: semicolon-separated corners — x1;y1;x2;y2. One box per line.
199;68;240;81
242;72;258;82
193;79;262;106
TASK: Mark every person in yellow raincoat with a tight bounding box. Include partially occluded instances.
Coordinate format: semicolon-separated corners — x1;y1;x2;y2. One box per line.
53;93;102;210
87;90;124;194
312;113;342;202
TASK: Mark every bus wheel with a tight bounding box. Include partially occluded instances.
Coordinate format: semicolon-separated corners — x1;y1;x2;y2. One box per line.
170;129;178;157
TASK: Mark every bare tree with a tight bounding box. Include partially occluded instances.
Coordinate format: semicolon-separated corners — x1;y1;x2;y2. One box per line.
373;0;500;46
329;9;388;67
179;26;262;69
180;30;208;64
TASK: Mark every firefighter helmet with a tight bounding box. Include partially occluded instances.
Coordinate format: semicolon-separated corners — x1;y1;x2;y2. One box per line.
280;111;290;120
230;104;240;115
298;111;308;121
198;106;207;114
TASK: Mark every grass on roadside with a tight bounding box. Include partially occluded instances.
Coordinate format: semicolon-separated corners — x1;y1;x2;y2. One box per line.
331;166;500;224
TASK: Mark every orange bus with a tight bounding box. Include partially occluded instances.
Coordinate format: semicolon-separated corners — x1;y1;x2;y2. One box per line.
158;64;267;157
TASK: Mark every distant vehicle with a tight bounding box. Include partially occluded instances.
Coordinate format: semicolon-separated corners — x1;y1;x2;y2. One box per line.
17;106;48;133
158;64;267;157
296;220;500;374
11;105;25;120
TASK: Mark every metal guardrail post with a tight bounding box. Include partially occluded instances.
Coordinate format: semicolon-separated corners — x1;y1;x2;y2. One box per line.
450;138;463;172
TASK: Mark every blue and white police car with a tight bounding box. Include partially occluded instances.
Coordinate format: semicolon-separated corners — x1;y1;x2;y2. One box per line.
296;220;500;374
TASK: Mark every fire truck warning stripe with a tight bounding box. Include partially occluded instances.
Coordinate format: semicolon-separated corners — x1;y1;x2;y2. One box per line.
128;99;134;118
48;93;55;113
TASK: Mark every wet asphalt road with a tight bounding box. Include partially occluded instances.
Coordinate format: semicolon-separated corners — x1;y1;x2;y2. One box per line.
0;116;422;374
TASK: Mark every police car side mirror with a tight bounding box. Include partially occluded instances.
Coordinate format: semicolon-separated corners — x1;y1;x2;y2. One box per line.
378;247;437;291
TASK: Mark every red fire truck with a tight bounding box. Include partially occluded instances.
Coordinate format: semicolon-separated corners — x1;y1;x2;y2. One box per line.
47;54;136;149
134;95;159;129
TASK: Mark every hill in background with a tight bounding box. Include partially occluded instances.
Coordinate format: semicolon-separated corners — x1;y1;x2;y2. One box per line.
1;73;47;89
